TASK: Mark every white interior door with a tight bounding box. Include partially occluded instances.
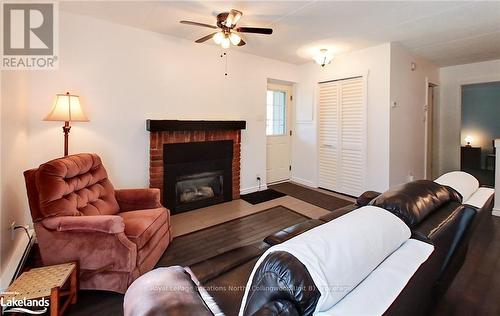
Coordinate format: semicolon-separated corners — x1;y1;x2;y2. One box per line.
425;84;435;179
318;76;366;196
318;81;340;191
266;84;292;184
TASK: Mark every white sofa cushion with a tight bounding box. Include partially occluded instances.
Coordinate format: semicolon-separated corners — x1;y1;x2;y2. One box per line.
434;171;479;201
239;206;411;315
464;187;494;209
316;239;434;316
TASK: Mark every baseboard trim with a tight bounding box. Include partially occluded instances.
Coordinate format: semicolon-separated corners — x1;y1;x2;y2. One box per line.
493;208;500;217
0;229;35;290
290;176;315;188
240;185;268;195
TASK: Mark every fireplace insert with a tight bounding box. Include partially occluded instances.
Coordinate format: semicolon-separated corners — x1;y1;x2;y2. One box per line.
163;140;233;214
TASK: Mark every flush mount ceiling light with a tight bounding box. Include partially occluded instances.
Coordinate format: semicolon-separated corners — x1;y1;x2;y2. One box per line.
313;49;333;67
180;9;273;49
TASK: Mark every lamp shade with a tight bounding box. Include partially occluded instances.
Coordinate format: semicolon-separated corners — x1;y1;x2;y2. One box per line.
44;92;88;122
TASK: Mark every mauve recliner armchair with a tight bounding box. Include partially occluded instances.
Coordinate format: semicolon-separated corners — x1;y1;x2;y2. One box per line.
24;153;171;293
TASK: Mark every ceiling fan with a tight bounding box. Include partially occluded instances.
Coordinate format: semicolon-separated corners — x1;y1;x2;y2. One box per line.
180;9;273;48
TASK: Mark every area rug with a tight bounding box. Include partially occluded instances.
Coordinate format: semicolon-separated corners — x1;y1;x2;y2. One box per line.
270;182;353;212
156;205;308;268
240;189;286;204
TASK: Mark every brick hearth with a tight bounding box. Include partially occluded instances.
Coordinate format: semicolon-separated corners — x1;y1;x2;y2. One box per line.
149;130;241;201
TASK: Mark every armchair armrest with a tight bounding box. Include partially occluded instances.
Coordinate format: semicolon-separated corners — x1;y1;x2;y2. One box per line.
36;216;136;274
41;215;124;234
115;188;162;212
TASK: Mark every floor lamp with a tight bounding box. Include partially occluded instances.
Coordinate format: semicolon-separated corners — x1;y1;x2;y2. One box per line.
44;92;88;156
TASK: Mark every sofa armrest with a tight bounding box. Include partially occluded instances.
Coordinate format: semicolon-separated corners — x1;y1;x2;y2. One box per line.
124;266;213;316
115;188;162;211
356;190;381;206
41;215;124;234
252;300;300;316
319;204;358;222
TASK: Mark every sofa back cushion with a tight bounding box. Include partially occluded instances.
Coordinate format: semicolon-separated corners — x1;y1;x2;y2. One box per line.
30;153;119;220
434;171;479;202
370;180;462;228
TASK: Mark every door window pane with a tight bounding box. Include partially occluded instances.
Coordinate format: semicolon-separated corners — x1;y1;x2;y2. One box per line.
266;90;286;136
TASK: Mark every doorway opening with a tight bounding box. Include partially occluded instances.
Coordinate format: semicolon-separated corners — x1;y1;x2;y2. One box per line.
459;81;499;186
425;83;437;180
266;82;293;184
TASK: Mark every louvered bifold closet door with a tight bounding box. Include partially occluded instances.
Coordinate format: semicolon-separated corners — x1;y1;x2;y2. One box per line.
339;77;365;196
318;77;365;196
318;81;340;191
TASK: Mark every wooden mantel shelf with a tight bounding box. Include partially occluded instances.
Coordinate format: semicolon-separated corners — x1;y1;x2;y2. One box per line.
146;119;246;132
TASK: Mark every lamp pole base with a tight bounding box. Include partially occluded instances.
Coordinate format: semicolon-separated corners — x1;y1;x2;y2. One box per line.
63;121;71;156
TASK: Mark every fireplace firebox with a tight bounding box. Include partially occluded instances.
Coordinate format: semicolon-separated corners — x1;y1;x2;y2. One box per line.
163;140;233;214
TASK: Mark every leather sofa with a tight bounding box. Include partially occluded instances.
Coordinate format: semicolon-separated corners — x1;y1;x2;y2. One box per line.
24;153;172;293
124;172;494;315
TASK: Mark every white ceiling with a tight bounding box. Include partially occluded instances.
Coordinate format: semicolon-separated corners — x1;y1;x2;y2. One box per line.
60;1;500;66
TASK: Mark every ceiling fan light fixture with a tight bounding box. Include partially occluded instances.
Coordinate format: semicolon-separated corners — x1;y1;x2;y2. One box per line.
221;36;231;49
213;32;224;44
225;9;242;28
229;32;242;45
180;9;271;48
313;49;333;67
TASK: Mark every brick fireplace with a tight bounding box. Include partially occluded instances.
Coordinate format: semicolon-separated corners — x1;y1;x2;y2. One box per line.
147;120;246;214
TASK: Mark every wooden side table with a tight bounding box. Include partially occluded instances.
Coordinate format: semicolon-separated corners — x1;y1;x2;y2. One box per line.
461;146;481;170
1;262;78;316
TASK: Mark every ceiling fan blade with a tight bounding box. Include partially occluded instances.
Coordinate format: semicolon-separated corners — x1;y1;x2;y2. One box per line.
236;27;273;35
195;32;217;43
237;38;246;46
225;9;243;27
180;20;217;29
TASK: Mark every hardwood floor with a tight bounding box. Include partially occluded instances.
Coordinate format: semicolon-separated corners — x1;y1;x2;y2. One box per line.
270;182;354;211
433;213;500;316
157;206;308;267
170;191;334;237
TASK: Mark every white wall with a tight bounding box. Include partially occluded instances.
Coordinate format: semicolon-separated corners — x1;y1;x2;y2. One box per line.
6;11;298;191
0;72;31;289
389;43;439;185
438;59;500;174
292;43;391;193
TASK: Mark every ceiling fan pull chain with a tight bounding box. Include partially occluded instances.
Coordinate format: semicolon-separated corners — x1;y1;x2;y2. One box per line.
220;52;228;76
225;52;228;77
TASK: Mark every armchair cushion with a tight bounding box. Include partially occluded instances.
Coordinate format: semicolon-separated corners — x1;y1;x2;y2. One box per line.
115;188;162;212
35;153;120;219
41;215;125;234
120;208;169;249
